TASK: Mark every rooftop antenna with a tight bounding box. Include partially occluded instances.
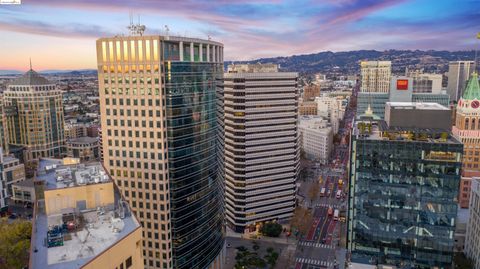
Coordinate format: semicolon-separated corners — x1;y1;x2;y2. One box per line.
127;12;146;36
29;58;32;70
476;32;480;74
164;25;170;40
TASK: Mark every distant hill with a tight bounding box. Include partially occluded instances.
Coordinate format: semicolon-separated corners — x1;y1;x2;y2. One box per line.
0;69;97;76
225;50;477;75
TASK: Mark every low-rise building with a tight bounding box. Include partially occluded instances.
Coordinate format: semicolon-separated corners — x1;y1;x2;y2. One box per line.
11;178;35;204
299;100;318;115
299;116;332;164
66;137;99;162
0;150;26;210
29;158;143;269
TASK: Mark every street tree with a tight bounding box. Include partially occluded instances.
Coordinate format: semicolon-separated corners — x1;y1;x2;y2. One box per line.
290;206;313;238
308;181;320;203
0;218;32;269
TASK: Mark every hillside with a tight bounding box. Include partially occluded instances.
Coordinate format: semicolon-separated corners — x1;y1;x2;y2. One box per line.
225;50;476;75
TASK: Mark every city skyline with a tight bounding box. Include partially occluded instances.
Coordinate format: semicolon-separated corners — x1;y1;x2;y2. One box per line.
0;0;479;70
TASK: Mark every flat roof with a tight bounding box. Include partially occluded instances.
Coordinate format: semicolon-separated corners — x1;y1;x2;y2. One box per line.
30;161;140;269
36;159;109;190
67;137;98;144
353;120;459;144
386;102;449;110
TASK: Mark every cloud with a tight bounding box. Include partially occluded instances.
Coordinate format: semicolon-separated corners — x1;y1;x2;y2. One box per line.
0;0;478;63
0;18;114;39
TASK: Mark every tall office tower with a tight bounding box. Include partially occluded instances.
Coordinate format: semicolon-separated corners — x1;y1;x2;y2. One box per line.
465;178;480;269
452;72;480;208
4;69;65;173
224;64;299;233
348;102;462;268
360;61;391;93
97;34;225;269
447;61;475;102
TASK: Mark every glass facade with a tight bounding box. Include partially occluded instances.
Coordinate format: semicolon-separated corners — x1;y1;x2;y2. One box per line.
348;132;462;268
357;93;450;119
165;60;224;269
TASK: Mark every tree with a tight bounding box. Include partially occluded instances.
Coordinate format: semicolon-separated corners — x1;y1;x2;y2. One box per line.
264;249;279;269
308;181;320;203
358;122;366;134
440;132;448;141
290;206;313;238
252;241;260;252
260;222;283;237
0;219;32;269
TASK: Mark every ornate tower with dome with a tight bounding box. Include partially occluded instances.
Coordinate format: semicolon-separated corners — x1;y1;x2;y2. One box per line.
452;72;480;208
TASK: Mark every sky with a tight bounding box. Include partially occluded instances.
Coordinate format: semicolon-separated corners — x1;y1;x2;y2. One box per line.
0;0;479;71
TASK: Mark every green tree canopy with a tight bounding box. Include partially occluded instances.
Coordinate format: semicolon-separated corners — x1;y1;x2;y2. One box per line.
0;218;32;269
260;223;283;237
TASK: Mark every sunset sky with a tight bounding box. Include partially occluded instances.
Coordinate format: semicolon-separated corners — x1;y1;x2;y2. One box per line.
0;0;478;71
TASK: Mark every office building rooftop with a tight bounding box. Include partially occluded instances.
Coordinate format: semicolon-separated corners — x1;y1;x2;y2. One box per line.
30;158;141;269
36;158;109;190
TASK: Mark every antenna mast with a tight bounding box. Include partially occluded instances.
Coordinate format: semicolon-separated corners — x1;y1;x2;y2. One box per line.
476;32;480;74
127;13;146;36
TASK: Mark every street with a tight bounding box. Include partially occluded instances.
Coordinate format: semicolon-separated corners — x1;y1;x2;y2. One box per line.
294;85;358;269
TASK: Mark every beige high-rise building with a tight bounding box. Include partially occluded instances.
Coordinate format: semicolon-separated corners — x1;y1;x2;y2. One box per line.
224;64;299;233
360;61;391;93
4;69;65;171
447;61;475;102
96;34;225;269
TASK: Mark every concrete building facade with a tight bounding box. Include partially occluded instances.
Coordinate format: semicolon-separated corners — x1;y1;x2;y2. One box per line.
66;137;99;162
224;64;299;233
447;61;475;102
97;35;225;269
360;61;391;93
299;116;332;164
29;158;144;269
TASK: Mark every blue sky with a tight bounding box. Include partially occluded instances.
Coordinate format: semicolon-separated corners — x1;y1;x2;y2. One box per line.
0;0;478;70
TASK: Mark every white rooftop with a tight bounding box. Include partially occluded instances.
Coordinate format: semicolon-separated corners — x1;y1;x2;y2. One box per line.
386;102;449;110
30;159;140;269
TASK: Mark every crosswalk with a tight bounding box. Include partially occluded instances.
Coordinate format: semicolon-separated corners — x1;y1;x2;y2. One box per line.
314;203;341;209
298;241;335;249
295;257;333;267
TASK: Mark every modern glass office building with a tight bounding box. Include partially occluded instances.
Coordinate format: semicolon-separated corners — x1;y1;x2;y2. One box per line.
348;116;462;268
97;35;225;269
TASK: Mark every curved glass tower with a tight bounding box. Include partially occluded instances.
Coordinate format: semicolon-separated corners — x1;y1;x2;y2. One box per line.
97;35;225;269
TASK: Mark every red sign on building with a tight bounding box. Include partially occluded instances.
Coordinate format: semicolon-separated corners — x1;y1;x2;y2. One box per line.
397;79;408;90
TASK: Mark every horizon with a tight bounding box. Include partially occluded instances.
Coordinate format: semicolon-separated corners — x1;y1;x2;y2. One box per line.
0;0;479;70
0;48;477;73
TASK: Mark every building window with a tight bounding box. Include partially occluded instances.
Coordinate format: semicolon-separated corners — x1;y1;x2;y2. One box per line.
126;256;132;268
